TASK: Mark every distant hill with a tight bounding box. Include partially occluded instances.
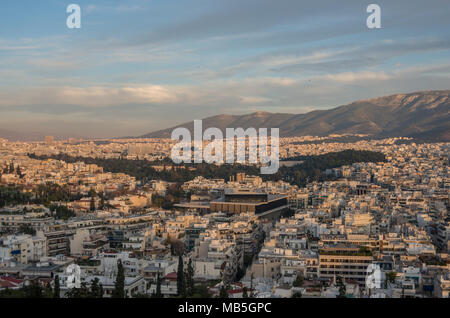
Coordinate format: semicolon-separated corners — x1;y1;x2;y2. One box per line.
140;90;450;141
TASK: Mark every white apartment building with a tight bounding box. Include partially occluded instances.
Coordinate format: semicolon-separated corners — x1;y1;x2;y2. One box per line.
0;234;46;263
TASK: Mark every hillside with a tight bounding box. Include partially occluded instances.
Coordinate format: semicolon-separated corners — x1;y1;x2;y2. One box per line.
140;90;450;141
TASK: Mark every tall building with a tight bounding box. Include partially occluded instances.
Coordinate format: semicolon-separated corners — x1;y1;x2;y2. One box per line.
318;245;374;286
210;189;288;218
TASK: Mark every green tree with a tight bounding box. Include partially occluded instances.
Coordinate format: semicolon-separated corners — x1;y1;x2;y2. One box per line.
53;275;60;298
177;255;185;296
90;196;96;212
386;272;397;283
154;273;162;298
99;192;105;210
293;274;304;287
66;282;90;298
112;259;125;298
292;292;302;298
50;205;75;221
185;258;194;297
0;287;26;298
16;165;24;178
192;283;211;298
43;283;53;298
90;277;102;298
24;281;43;298
219;285;228;298
19;224;36;235
88;188;97;198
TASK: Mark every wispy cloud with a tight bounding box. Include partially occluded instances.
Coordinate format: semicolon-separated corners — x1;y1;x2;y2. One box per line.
0;0;449;136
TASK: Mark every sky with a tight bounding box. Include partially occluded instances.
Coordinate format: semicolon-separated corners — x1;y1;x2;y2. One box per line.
0;0;450;138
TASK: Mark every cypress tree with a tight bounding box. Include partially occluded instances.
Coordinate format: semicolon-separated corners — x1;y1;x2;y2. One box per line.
177;255;185;296
53;275;60;298
155;273;162;298
112;259;125;298
90;196;96;212
242;287;248;298
186;258;194;297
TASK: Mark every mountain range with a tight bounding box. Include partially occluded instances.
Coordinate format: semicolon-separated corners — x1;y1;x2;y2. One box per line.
140;90;450;141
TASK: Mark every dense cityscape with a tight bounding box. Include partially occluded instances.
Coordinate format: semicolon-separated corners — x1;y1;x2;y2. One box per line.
0;135;448;298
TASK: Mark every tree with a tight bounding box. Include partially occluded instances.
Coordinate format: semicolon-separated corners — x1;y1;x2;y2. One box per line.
154;273;162;298
16;165;24;178
185;258;194;297
169;238;184;256
219;285;228;298
386;272;397;284
112;259;125;298
88;188;97;198
66;282;90;298
53;275;60;298
292;292;302;298
293;274;304;287
90;277;102;298
50;204;75;221
90;196;96;212
177;255;185;296
0;287;26;298
99;192;105;210
24;281;43;298
250;273;255;298
19;224;36;235
43;282;53;298
192;283;210;298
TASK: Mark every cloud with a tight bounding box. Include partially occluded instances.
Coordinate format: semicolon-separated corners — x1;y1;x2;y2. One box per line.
0;85;182;107
1;62;449;137
121;86;179;104
323;71;391;83
1;63;449;110
0;0;450;137
239;96;273;105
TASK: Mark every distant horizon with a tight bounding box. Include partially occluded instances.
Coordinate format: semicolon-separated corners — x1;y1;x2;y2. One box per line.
1;88;448;141
1;1;450;137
